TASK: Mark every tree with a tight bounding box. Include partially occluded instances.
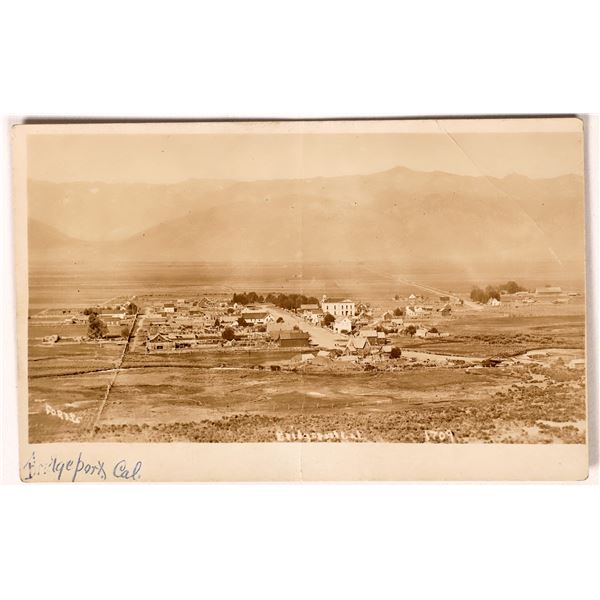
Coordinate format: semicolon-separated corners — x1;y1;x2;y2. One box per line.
485;285;501;301
127;302;138;315
237;317;247;326
471;286;493;303
500;281;524;294
83;307;98;316
393;307;403;317
405;325;416;337
120;326;130;338
276;316;284;323
235;291;319;310
221;327;235;341
88;314;108;339
390;346;402;359
473;287;482;302
322;313;335;327
429;327;438;334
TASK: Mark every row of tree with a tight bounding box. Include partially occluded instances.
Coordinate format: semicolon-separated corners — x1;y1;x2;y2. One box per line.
231;292;265;305
469;281;524;304
232;292;320;311
83;302;138;316
470;286;501;304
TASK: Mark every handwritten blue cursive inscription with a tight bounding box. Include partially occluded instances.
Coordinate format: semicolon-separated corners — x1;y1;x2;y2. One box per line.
22;451;143;482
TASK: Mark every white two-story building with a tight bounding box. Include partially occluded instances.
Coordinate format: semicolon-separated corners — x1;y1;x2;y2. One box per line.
321;296;356;318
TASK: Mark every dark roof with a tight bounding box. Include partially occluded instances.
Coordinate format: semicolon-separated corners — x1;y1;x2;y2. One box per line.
322;298;353;303
147;333;171;342
279;331;310;340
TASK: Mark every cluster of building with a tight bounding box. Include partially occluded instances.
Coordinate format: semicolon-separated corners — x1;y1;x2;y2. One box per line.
30;305;133;327
298;294;453;334
489;287;579;308
30;300;137;343
142;297;312;353
140;292;462;355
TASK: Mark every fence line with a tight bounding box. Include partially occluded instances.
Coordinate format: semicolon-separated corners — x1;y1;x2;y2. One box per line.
87;311;139;438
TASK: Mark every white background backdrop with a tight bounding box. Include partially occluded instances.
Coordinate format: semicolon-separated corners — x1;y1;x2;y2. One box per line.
1;1;599;598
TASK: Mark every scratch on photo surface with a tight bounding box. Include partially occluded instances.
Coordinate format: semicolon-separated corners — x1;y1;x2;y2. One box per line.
434;119;563;266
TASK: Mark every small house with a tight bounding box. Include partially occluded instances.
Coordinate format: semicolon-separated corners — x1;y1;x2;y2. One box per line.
345;336;371;357
440;304;452;316
275;330;311;348
333;317;352;334
359;329;378;344
241;311;274;325
146;333;175;352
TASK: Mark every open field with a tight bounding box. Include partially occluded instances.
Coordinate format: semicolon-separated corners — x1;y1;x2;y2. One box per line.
29;261;585;308
90;362;585;444
29;370;116;442
29;348;587;444
29;340;124;378
393;314;585;357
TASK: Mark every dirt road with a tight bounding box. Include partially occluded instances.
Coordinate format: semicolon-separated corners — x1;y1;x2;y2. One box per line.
267;307;347;349
401;349;480;365
361;265;483;310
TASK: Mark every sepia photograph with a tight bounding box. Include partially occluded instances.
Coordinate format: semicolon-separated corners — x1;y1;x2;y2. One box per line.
13;118;589;480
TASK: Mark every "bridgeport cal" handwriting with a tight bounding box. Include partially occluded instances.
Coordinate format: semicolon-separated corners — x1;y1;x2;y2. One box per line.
21;451;143;482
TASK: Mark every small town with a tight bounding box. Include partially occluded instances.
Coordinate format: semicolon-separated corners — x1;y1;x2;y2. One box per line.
29;283;584;373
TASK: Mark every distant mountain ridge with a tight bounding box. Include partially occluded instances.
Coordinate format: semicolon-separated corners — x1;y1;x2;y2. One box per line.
28;166;585;269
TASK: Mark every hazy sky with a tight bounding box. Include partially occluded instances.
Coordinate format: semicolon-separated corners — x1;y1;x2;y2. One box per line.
28;127;584;183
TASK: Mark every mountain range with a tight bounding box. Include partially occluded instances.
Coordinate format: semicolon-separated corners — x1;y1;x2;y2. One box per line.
28;166;585;269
